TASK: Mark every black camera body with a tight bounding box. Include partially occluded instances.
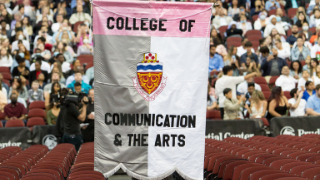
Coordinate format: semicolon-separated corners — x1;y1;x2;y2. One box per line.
65;92;91;105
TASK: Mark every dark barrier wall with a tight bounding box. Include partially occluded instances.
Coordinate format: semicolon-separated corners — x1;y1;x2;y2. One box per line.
0;125;59;150
205;119;265;140
0;127;30;149
270;116;320;137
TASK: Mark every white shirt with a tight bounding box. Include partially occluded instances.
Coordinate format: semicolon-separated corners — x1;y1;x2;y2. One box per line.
236;46;255;57
215;75;245;108
33;34;54;48
264;23;286;38
30;61;51;73
219;17;227;27
277;47;291;59
310;44;320;58
51;23;61;33
0;55;13;67
50;62;71;73
298;78;313;91
288;98;306;117
237;81;262;94
314;76;320;86
275;75;297;92
11;40;30;52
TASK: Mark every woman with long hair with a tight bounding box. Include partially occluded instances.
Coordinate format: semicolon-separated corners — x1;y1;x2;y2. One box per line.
289;61;303;80
245;90;267;118
266;86;289;121
21;17;33;37
9;76;28;102
0;47;12;67
224;46;241;75
313;65;320;86
291;36;310;61
227;0;240;17
18;45;30;61
46;96;61;125
309;59;319;77
254;11;268;32
45;82;61;111
55;41;73;63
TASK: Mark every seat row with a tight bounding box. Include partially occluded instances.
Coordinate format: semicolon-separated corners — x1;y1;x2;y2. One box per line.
205;136;320;180
67;142;104;180
21;143;76;180
0;145;48;180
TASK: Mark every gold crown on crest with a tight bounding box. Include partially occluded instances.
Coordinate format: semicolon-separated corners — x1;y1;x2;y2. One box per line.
142;53;159;63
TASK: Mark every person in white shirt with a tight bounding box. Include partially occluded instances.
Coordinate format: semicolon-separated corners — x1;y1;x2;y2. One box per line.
236;15;252;36
215;66;258;119
11;31;30;53
237;77;262;94
298;70;313;91
212;8;233;29
288;88;306;117
311;36;320;59
52;14;64;33
264;15;286;38
29;56;51;74
0;47;12;67
254;11;269;31
69;5;91;25
275;66;297;92
274;39;290;59
237;37;255;57
313;65;320;86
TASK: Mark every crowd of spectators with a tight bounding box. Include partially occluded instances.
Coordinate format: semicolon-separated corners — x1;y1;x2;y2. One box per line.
0;0;94;143
208;0;320;121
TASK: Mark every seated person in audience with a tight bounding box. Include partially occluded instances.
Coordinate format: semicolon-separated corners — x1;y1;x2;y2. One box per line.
67;72;92;94
259;46;270;65
208;45;224;77
266;86;290;121
303;55;311;71
245;90;267;118
265;0;280;11
261;48;288;76
212;8;233;29
292;33;312;50
7;89;27;108
46;95;60;125
237;75;261;94
86;66;94;83
2;93;27;126
0;86;6;112
274;39;290;60
302;81;316;101
29;55;51;74
308;0;320;15
313;65;320;86
306;84;320;115
288;88;306;117
237;37;254;57
223;88;246;120
244;82;255;107
254;11;268;32
69;5;91;25
0;47;13;67
275;66;297;92
11;54;29;80
298;70;313;91
77;35;93;56
299;22;313;40
55;41;73;63
28;80;44;103
44;72;66;93
236;15;252;36
240;42;258;67
233;5;252;22
246;61;262;77
291;36;310;61
207;82;218;111
264;15;285;38
0;73;9;95
226;22;243;38
50;53;71;74
286;25;299;48
37;73;46;90
276;8;291;24
295;12;308;28
44;82;61;111
9;77;28;103
311;36;320;59
289;61;303;80
29;60;49;84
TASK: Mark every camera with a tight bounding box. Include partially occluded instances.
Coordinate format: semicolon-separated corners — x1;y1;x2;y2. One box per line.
51;94;60;103
65;91;91;105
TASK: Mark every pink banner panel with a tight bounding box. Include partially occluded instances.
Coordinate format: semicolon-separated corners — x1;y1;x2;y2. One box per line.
93;0;212;38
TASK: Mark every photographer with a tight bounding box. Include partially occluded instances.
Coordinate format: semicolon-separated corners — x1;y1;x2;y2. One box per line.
62;91;88;151
82;88;94;143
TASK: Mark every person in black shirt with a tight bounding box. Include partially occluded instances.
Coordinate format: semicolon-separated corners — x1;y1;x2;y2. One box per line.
62;92;88;151
82;89;94;143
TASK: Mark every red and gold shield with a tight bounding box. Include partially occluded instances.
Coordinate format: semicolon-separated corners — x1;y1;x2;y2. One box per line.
137;72;163;94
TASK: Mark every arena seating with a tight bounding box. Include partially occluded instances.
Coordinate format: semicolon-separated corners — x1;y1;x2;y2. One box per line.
205;134;320;180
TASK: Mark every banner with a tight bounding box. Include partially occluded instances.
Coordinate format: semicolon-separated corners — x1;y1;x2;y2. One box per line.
93;1;212;179
270;116;320;137
205;120;266;140
31;125;59;150
0;127;30;149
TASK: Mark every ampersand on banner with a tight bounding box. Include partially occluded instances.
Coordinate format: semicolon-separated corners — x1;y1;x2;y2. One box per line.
114;134;122;146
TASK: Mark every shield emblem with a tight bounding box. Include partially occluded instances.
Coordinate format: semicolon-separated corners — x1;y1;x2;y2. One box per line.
137;63;163;94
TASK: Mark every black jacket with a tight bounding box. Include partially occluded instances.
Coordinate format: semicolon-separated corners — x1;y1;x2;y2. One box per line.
29;70;49;85
284;0;305;10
